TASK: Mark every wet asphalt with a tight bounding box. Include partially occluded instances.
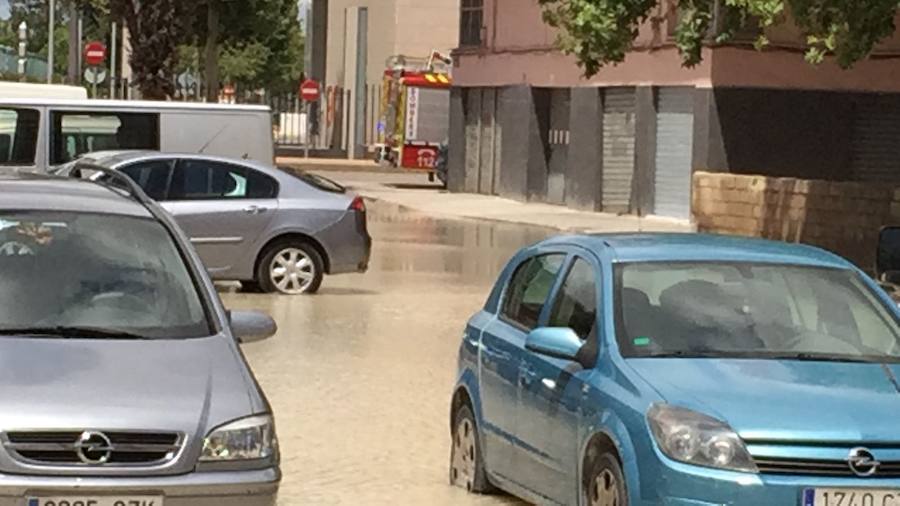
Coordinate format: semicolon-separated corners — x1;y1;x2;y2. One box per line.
223;200;552;505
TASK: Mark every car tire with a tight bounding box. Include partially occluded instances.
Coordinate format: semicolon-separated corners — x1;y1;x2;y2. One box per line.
583;451;628;506
256;240;324;295
450;404;496;494
239;281;264;293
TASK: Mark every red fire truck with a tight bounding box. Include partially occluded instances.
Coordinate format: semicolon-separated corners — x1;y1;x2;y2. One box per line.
375;52;452;182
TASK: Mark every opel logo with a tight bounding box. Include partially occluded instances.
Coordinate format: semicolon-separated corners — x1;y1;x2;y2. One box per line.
74;431;113;465
848;447;881;477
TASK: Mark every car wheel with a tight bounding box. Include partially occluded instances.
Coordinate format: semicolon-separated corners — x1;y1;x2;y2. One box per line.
584;452;627;506
239;281;264;293
257;241;324;295
450;404;495;494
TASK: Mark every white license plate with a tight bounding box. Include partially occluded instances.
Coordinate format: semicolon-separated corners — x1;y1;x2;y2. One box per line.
27;497;163;506
804;488;900;506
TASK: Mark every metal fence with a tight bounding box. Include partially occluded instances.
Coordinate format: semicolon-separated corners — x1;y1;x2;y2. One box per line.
72;74;387;157
0;46;49;81
266;82;383;157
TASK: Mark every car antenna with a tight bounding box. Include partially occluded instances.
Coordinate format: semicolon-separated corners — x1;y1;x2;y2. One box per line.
198;125;228;154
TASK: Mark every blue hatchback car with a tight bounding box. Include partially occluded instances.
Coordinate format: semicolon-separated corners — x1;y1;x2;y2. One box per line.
450;233;900;506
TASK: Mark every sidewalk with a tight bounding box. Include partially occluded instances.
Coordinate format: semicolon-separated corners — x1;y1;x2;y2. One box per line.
277;156;400;173
309;167;694;234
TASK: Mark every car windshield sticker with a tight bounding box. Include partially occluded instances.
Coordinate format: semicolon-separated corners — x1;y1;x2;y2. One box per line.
633;336;651;346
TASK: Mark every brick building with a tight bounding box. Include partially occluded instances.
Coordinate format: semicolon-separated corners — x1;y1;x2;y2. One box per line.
447;0;900;222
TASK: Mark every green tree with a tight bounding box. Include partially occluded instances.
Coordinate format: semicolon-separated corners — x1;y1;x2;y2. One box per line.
182;0;304;98
539;0;900;76
109;0;186;99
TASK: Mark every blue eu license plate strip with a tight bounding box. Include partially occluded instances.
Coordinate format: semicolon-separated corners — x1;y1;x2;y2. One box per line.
804;489;816;506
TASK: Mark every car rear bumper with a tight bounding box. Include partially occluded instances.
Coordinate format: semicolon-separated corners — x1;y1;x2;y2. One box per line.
0;467;279;506
320;211;371;275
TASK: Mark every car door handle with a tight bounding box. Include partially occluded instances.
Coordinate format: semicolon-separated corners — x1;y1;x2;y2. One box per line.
243;205;268;214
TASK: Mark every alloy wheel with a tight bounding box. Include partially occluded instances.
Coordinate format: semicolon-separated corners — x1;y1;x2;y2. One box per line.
589;469;621;506
269;248;316;294
450;417;477;491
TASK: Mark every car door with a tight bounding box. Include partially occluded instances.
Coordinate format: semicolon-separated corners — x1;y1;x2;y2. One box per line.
479;252;566;482
160;159;279;277
517;253;601;505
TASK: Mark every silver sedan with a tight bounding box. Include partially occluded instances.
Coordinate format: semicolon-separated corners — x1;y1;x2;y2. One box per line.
70;151;371;295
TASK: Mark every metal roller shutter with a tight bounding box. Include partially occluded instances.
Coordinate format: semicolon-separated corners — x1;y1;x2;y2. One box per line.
602;88;636;213
850;95;900;185
653;88;695;219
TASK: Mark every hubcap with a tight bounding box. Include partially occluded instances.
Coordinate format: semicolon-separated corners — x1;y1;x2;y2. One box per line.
450;417;477;491
269;248;315;294
589;469;620;506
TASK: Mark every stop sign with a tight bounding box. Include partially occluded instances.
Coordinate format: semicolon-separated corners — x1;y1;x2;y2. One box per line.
84;41;106;66
299;79;320;102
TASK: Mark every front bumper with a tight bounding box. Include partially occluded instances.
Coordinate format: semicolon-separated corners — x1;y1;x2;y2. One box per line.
0;468;279;506
643;458;900;506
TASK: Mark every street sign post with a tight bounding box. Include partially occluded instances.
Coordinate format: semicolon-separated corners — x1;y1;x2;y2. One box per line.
299;79;320;102
299;79;320;158
83;41;107;98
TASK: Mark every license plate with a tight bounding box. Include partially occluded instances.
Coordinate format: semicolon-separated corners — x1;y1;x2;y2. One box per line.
27;497;163;506
804;488;900;506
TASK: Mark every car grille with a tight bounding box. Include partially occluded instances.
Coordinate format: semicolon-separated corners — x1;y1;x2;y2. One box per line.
3;431;182;467
754;456;900;477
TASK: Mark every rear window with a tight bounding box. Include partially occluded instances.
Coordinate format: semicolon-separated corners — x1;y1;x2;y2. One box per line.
278;167;345;193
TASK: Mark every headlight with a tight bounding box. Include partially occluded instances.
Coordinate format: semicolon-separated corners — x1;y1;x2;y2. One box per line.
647;404;757;473
200;414;278;462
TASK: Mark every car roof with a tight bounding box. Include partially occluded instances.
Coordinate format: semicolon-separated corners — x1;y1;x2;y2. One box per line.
80;150;276;171
0;98;270;112
541;233;851;269
0;171;153;218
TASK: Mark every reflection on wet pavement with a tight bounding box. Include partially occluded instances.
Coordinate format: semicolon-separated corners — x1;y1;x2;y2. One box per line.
223;201;554;505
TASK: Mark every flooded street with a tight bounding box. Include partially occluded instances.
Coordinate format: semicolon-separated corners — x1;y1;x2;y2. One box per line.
223;201;554;505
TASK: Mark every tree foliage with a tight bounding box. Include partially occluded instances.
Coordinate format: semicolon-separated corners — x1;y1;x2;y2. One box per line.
182;0;304;95
539;0;900;76
109;0;186;99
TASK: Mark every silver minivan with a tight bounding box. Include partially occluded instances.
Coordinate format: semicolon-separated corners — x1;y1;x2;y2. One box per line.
0;99;274;172
0;170;280;505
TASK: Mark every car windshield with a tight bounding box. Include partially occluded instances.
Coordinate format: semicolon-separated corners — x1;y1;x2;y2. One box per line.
616;262;900;362
0;211;211;339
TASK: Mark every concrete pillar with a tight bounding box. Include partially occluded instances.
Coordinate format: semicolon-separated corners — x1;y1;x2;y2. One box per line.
496;85;531;201
634;86;657;216
447;87;467;192
566;87;603;211
692;87;727;172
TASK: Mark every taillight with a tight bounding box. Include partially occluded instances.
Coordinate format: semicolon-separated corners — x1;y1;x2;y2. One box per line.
350;196;366;212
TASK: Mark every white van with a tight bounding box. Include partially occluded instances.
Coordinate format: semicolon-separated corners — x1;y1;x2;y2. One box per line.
0;98;274;171
0;82;89;100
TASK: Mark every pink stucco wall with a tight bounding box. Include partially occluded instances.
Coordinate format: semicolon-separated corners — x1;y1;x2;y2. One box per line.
455;0;900;92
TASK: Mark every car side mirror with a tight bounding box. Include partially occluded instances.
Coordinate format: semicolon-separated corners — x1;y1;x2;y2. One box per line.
877;227;900;282
229;310;277;344
525;327;583;362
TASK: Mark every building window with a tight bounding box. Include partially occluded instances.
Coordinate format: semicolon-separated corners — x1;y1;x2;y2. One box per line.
460;0;484;47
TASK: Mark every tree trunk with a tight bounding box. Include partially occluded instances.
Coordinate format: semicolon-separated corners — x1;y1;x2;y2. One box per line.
204;0;220;103
67;2;79;85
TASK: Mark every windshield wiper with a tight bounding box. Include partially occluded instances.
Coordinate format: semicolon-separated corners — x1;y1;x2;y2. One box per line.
639;350;725;359
0;326;151;340
765;352;879;363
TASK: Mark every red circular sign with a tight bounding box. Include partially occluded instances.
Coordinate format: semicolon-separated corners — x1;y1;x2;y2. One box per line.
299;79;320;102
84;41;106;66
